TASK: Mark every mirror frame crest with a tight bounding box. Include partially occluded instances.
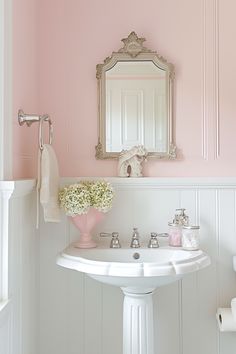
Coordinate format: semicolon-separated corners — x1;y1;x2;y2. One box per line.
95;31;177;160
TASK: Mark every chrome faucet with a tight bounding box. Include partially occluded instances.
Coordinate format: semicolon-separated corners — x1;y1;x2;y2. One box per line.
130;228;140;248
100;232;121;248
110;232;121;248
147;232;169;248
148;232;159;248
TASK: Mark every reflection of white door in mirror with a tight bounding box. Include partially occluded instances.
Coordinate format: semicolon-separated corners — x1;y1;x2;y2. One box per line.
106;61;167;153
95;31;177;160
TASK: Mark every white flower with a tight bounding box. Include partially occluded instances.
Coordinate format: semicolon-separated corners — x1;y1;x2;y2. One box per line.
59;180;114;216
90;180;114;213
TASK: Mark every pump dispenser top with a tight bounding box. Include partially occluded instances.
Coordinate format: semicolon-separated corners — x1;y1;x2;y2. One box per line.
168;208;189;247
173;208;189;226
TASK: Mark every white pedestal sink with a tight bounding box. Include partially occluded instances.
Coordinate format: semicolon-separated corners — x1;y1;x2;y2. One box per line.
57;245;210;354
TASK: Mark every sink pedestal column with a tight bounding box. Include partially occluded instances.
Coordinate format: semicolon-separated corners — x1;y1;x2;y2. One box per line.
122;288;155;354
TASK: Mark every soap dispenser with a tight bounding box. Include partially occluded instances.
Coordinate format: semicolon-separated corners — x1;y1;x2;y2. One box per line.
175;208;189;226
168;208;189;247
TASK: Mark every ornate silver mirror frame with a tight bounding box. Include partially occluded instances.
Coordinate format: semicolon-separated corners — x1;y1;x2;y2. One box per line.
95;31;177;159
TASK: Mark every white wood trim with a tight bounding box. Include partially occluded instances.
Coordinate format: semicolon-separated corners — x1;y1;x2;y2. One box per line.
40;183;236;354
3;177;235;195
61;177;236;189
0;299;12;354
0;180;36;198
10;179;36;198
0;0;12;180
0;180;35;303
0;185;14;301
0;299;11;313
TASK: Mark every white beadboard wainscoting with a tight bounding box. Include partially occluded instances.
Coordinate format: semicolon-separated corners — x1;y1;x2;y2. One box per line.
0;180;37;354
39;178;236;354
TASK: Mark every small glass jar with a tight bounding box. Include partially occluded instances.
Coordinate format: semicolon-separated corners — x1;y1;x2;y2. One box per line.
182;225;200;250
168;222;182;247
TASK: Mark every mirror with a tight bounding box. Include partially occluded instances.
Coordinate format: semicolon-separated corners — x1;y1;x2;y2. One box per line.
95;32;177;159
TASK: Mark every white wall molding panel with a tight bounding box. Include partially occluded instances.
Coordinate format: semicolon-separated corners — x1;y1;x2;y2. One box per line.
0;301;12;354
0;180;37;354
40;177;236;354
0;181;14;302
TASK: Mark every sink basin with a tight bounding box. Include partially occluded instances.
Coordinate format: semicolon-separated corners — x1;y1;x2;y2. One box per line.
57;244;210;354
57;245;210;290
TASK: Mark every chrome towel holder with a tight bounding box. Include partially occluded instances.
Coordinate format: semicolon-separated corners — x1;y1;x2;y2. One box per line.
18;109;53;150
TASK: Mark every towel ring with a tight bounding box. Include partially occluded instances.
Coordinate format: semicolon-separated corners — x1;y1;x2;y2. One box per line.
18;109;53;150
39;115;53;150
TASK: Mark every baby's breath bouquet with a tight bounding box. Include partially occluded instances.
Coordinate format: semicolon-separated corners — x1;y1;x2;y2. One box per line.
59;180;114;216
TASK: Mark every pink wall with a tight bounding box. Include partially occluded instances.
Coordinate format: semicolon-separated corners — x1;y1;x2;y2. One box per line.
12;0;39;178
13;0;236;178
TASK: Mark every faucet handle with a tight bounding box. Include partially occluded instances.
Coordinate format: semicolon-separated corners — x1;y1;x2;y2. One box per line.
110;232;121;248
157;233;169;238
148;232;159;248
100;232;112;237
148;232;169;248
100;232;121;248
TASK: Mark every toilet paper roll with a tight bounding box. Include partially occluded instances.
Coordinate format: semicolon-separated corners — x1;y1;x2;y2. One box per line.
216;308;236;332
231;298;236;321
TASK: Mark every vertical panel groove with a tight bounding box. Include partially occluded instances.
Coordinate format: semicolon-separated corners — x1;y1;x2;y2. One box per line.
179;190;183;354
101;285;104;354
130;305;133;354
195;189;200;352
19;199;23;354
66;218;70;245
178;280;183;354
234;190;236;236
82;274;85;354
9;307;12;354
202;0;208;160
195;189;200;225
215;189;220;354
214;0;220;159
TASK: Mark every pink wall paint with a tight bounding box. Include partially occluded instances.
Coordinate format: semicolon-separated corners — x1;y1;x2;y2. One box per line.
12;0;39;178
13;0;236;178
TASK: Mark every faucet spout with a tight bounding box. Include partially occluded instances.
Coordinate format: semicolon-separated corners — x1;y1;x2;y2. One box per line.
130;228;140;248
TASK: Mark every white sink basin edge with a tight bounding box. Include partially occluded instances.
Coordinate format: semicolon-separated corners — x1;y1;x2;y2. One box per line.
57;244;211;287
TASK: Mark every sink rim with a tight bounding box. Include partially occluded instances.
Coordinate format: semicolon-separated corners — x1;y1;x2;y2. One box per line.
57;244;211;278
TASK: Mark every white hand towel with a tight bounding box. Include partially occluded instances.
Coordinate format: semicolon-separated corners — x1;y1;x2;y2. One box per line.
37;144;60;224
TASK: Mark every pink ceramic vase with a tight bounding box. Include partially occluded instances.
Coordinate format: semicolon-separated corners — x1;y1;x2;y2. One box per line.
69;207;105;248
